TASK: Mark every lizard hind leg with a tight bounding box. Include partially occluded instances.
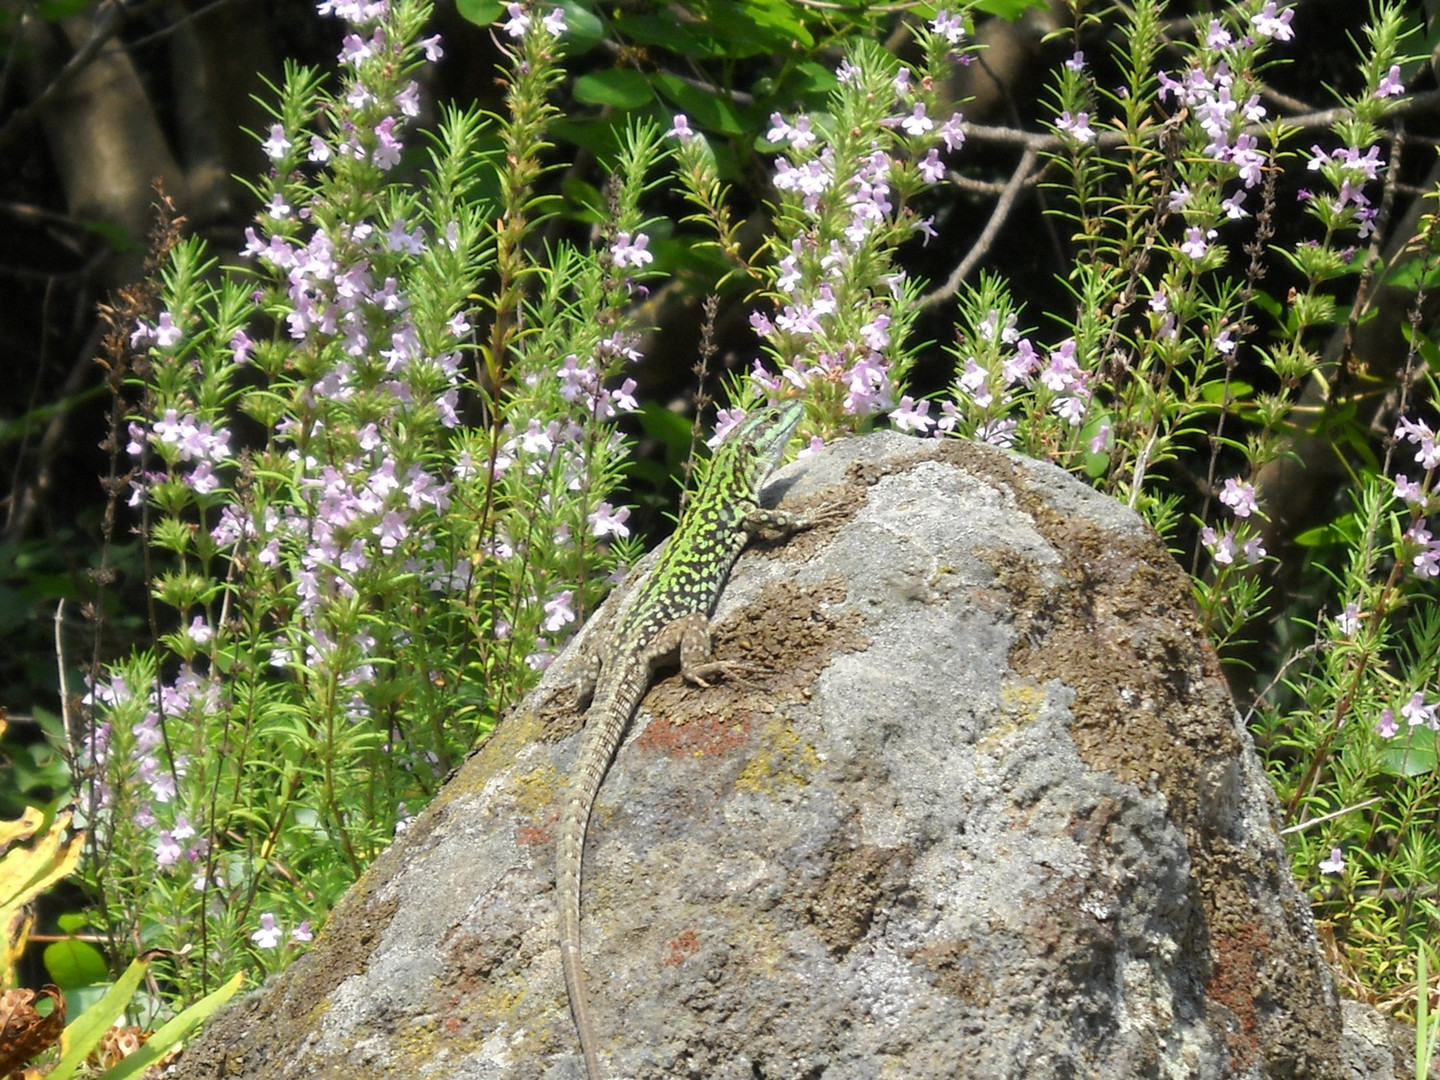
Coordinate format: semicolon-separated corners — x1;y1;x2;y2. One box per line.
673;611;755;689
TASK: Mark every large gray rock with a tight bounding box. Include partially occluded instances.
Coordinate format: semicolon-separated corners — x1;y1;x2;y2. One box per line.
172;432;1401;1079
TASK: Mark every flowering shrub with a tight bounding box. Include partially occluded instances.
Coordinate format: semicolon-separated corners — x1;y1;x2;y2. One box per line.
83;0;659;999
79;0;1438;1014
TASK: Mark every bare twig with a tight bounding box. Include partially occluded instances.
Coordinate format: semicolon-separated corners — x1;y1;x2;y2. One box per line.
921;144;1041;307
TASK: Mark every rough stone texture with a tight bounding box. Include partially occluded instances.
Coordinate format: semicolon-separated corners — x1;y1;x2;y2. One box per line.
170;432;1402;1079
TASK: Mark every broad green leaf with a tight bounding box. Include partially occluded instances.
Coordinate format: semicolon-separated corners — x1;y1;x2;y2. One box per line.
556;1;604;52
1293;512;1364;548
573;69;654;109
455;0;503;27
653;73;746;135
1379;728;1437;778
44;937;109;989
973;0;1054;16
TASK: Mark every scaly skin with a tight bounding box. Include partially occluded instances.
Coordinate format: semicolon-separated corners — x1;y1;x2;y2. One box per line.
557;400;806;1080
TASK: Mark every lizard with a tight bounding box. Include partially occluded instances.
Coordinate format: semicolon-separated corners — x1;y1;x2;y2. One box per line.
557;398;809;1080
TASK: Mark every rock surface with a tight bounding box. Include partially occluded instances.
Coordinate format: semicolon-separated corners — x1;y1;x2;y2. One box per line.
171;431;1401;1079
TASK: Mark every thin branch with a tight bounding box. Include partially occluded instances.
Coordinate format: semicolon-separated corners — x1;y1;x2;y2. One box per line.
921;144;1040;308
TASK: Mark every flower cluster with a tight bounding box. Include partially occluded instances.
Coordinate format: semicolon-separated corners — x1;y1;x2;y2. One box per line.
1393;417;1440;578
127;410;233;499
1156;14;1277;215
82;666;218;884
689;17;970;432
1201;476;1266;567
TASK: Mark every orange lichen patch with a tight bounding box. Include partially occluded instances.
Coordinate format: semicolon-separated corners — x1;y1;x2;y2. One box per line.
1206;920;1264;1072
662;929;700;968
514;817;555;847
636;710;752;758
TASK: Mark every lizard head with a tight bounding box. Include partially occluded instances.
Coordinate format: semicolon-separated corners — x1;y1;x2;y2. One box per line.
712;398;806;493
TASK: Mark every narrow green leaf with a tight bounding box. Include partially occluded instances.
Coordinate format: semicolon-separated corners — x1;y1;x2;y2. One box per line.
50;956;151;1080
100;971;246;1080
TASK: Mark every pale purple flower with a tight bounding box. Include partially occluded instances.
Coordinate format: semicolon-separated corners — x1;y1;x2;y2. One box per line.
542;7;565;35
667;114;694;140
768;113;817;150
900;103;933;137
1397;416;1440;469
1205;19;1232;50
418;34;443;61
251;913;283;949
374;510;409;551
1088;421;1111;456
589;503;631;539
1201;526;1237;566
1394;474;1424;505
959;358;993;408
1409;525;1440;578
1401;691;1437;729
930;10;964;45
1180;226;1215;260
860;314;891;351
611;232;653;270
262;124;292;160
154;312;182;347
1318;848;1344;876
373;117;403;170
502;3;530;38
341;31;372;66
1335;602;1360;637
609;378;639;414
1064;51;1085;72
543;591;576;633
395;82;421;118
1252;2;1295;42
1056;111;1096;144
1375;708;1397;738
937;113;966;153
1218;477;1258;518
1053;394;1087;426
917;148;945;184
1375;65;1404;99
890;396;935;434
976;417;1017;448
154;831;182;868
291;921;314;944
1040;339;1082;393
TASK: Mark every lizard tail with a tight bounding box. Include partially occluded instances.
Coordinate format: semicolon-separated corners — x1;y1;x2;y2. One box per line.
558;670;641;1080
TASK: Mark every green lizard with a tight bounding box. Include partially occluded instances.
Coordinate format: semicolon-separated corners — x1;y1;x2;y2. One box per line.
557;399;808;1079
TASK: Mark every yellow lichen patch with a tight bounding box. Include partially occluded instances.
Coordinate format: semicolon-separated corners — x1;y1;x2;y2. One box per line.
1000;680;1047;719
734;716;819;794
975;681;1047;754
511;765;561;816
